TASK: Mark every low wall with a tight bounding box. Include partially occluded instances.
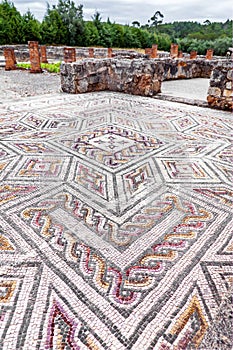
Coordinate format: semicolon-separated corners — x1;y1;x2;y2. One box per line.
207;61;233;110
162;58;217;80
60;58;220;97
0;44;223;62
0;45;146;61
61;58;164;96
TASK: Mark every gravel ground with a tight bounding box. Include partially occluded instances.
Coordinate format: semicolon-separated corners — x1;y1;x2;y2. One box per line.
0;68;210;105
161;78;210;101
0;68;61;103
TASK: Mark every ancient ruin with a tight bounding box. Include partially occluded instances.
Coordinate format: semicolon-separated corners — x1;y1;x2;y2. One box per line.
28;41;42;73
61;58;163;96
3;47;17;70
40;45;48;64
0;44;232;110
207;61;232;109
60;58;218;97
0;33;232;350
63;47;76;63
170;43;179;58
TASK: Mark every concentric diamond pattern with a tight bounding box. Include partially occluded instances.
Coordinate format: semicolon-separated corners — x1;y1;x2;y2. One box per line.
0;92;232;349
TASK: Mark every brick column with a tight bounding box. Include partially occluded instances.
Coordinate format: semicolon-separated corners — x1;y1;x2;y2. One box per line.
170;43;178;58
178;51;183;58
151;44;158;58
3;48;17;70
145;48;152;57
89;48;94;58
206;49;214;60
107;48;113;58
190;50;197;59
28;41;42;73
63;47;76;63
40;45;48;63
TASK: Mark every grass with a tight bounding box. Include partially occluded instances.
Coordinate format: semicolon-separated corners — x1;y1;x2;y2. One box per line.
16;62;61;73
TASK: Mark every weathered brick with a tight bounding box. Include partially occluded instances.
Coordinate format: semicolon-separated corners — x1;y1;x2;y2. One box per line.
28;41;42;73
4;48;17;70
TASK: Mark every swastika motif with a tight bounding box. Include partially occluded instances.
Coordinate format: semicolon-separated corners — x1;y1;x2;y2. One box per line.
0;91;232;349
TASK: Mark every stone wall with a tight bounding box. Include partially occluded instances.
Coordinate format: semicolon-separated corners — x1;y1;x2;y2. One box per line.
207;61;233;110
162;58;217;80
60;58;164;96
0;45;146;61
60;58;221;97
0;44;223;62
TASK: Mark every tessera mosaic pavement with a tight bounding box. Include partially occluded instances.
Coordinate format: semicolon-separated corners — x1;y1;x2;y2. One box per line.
0;91;232;349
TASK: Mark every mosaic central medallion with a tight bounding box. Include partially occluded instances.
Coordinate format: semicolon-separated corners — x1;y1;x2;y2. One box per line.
88;133;135;153
57;124;165;170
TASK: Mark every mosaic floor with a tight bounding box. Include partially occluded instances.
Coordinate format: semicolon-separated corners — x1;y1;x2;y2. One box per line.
0;92;232;349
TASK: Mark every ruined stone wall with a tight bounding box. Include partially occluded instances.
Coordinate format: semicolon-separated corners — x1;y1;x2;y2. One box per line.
207;61;233;110
162;58;217;80
60;58;222;97
0;45;145;61
60;58;164;96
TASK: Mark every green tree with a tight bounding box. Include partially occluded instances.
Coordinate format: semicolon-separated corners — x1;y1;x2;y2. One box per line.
57;0;84;45
92;11;102;31
111;23;125;47
132;21;140;27
150;11;164;28
21;10;41;42
83;21;100;46
41;0;84;45
41;5;67;44
0;0;23;44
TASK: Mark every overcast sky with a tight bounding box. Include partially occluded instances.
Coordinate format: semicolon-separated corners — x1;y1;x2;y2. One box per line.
13;0;233;24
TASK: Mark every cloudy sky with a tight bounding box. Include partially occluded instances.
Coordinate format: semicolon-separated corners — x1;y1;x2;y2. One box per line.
13;0;232;24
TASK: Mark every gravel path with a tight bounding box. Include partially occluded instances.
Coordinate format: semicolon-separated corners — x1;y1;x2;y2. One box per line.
0;68;61;103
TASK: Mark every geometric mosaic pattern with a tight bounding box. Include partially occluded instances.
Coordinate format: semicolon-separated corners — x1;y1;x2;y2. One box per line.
0;92;232;349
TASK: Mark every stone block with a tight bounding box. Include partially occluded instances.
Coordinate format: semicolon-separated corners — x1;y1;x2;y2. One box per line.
226;81;232;89
223;89;233;97
227;69;232;80
207;95;216;105
28;41;42;73
208;87;221;97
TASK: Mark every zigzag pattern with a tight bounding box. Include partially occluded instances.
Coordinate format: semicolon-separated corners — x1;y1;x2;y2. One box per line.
21;193;212;306
1;92;232;349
